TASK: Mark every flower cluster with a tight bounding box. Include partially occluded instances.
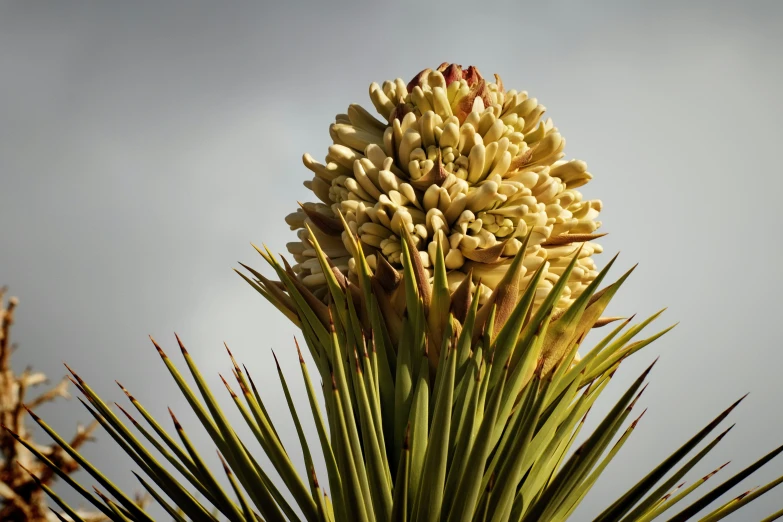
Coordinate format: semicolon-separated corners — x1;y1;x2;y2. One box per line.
285;63;603;308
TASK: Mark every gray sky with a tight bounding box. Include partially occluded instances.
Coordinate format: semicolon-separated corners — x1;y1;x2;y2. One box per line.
1;1;782;520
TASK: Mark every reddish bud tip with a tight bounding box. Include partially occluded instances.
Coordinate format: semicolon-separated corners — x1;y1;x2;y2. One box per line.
442;63;463;86
462;65;483;86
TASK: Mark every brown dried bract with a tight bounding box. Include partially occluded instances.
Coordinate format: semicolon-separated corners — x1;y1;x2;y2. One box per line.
406;68;432;93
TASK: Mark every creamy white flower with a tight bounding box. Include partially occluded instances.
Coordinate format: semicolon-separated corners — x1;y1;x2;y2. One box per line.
286;64;603;308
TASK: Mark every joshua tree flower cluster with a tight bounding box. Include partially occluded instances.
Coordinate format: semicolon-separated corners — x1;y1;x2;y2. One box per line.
285;63;603;309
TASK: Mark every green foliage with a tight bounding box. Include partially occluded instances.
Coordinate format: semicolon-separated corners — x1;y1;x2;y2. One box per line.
7;239;783;521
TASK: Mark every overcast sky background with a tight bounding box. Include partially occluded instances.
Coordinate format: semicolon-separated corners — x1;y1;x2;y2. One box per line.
1;1;782;520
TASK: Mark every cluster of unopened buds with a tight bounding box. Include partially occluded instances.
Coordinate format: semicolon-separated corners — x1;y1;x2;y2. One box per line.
285;63;604;309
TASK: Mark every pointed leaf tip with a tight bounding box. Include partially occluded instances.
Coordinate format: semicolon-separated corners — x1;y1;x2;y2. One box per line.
593;316;626;328
149;335;167;357
722;394;749;417
63;362;82;383
115;382;135;402
641;357;660;380
631;408;648;428
22;404;39;420
461;240;508;263
217;451;233;474
219;374;237;398
374;254;401;291
293;337;305;363
629;383;650;410
174;333;188;354
301;206;344;236
16;461;37;480
115;402;136;421
168;408;183;430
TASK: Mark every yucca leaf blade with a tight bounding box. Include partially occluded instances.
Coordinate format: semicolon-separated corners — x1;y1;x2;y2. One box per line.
487;365;547;522
455;282;482;371
19;463;91;522
351;347;393;521
167;408;244;521
538;252;618;376
219;452;257;522
23;405;156;522
295;338;347;522
412;319;456;522
407;350;430;512
133;472;189;522
3;425;117;520
761;506;783;522
445;355;508;522
114;400;209;501
428;235;451;363
219;371;314;518
327;317;375;520
234;267;301;326
329;373;372;522
391;427;411;522
521;360;656;521
489;255;545;389
272;351;320;499
394;313;415;468
582;323;677;386
699;472;783;522
77;397;218;522
504;245;581;383
445;355;480;494
668;443;783;521
635;462;728;522
614;410;741;522
557;408;645;520
170;335;289;522
580;309;667;385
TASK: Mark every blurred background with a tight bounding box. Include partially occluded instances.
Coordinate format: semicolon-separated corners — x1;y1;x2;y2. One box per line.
1;1;781;520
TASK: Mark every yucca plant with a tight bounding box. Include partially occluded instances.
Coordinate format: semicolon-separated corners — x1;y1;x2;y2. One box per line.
10;64;783;522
